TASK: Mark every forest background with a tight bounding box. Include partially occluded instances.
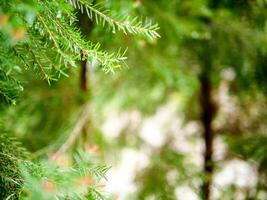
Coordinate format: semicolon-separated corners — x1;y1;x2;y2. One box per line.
0;0;267;200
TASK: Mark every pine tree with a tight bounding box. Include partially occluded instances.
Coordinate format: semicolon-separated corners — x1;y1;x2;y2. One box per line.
0;0;159;199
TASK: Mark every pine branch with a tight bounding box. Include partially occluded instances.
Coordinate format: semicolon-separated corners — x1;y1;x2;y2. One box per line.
36;13;76;68
87;188;107;200
68;0;160;39
0;133;29;199
20;150;110;200
35;1;127;73
0;68;22;105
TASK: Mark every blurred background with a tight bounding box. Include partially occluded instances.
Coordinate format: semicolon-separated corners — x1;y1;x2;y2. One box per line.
2;0;267;199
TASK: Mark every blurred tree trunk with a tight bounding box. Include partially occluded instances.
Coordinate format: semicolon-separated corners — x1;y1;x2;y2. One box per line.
78;11;94;145
199;52;215;200
78;11;94;93
200;74;214;200
80;53;88;92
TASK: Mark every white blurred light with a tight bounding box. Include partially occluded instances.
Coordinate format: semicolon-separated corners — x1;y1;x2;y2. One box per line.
101;111;141;139
214;159;257;188
105;148;150;200
139;117;165;147
175;186;199;200
139;101;179;147
221;68;236;81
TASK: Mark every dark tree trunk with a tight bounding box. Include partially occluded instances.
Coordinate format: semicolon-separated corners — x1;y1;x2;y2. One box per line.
80;55;88;92
200;72;215;200
78;9;94;144
77;9;93;92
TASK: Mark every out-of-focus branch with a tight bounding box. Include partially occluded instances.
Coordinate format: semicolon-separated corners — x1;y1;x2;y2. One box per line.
56;102;91;154
80;51;88;92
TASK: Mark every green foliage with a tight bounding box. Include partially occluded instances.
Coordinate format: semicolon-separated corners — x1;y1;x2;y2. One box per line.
0;133;29;199
1;0;267;200
0;0;159;105
69;0;160;39
87;0;267;199
226;133;267;198
0;36;24;105
0;132;110;200
20;151;110;200
0;0;160;199
135;145;199;200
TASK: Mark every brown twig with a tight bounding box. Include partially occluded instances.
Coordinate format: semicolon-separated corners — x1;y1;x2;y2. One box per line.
56;102;91;154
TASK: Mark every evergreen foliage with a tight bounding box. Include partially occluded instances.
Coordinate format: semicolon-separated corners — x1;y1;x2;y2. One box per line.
0;0;159;104
0;0;159;199
0;133;110;200
0;133;28;199
20;150;110;200
1;0;267;200
87;0;267;199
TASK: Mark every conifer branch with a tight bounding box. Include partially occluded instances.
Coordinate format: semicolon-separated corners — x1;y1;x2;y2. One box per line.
68;0;160;39
0;67;22;104
36;14;75;68
36;1;127;73
29;48;50;82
